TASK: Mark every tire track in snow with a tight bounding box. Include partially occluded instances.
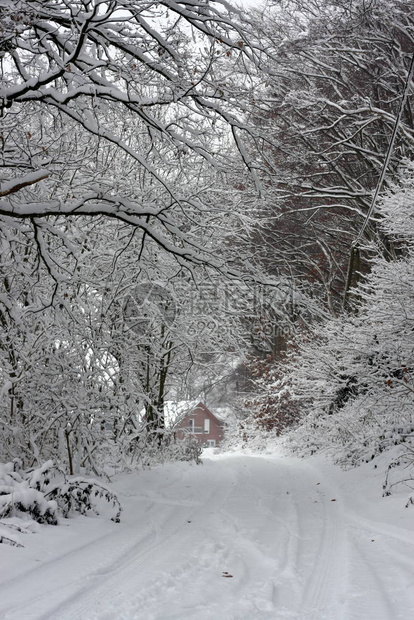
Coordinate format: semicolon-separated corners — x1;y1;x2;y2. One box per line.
349;512;414;548
345;537;398;620
37;463;239;620
218;458;304;615
2;454;414;620
345;521;414;619
55;457;348;620
0;456;352;620
44;457;299;620
1;509;160;620
296;474;347;620
1;464;223;620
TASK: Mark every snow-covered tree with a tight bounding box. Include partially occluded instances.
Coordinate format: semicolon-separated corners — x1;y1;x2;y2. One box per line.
0;1;276;469
247;0;414;314
285;163;414;465
0;0;267;268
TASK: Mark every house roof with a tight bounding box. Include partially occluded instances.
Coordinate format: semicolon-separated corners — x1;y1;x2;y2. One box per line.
140;400;227;428
174;402;224;426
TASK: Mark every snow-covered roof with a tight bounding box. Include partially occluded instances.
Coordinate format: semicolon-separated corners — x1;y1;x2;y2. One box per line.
140;400;234;428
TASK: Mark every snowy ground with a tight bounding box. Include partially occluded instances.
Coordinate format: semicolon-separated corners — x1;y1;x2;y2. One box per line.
1;450;414;620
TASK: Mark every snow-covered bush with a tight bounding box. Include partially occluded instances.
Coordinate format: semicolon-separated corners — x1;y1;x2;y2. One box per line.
165;437;203;465
127;429;203;468
383;444;414;503
0;461;58;526
0;460;121;546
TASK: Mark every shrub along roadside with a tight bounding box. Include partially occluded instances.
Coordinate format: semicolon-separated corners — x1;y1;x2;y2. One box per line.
0;460;121;547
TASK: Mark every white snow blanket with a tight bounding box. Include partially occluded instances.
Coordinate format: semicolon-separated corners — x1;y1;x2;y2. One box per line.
1;451;413;619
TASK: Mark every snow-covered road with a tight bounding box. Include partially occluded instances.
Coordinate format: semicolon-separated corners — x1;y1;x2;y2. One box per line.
1;452;414;619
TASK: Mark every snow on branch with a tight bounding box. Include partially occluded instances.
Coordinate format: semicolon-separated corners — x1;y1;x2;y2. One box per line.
0;171;50;197
0;0;270;274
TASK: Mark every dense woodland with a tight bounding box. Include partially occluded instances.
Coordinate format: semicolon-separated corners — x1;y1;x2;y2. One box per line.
1;0;414;522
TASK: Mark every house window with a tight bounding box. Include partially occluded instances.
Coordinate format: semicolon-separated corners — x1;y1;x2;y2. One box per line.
207;439;216;447
188;419;194;432
204;419;210;433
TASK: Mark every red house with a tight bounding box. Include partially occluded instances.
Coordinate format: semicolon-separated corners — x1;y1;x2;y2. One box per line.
174;403;224;447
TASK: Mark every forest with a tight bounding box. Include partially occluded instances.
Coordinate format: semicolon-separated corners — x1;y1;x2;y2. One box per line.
1;0;414;528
